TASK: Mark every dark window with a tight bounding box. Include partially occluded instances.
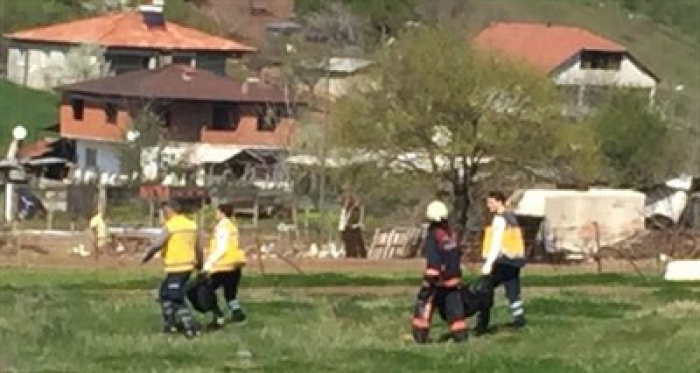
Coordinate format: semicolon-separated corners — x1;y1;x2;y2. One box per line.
72;99;84;121
173;55;194;66
161;108;171;128
580;51;622;70
212;104;239;130
85;148;97;168
257;106;282;131
105;103;118;124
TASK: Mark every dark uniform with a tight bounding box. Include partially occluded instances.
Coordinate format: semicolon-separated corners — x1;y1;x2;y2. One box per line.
461;276;495;335
482;211;526;327
411;222;467;343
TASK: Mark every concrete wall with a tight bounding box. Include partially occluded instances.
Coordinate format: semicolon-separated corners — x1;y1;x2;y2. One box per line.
7;42;70;89
553;54;657;88
75;139;121;174
6;41;233;90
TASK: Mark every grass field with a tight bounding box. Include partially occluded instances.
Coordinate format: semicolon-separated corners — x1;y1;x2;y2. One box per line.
0;269;699;372
0;80;58;150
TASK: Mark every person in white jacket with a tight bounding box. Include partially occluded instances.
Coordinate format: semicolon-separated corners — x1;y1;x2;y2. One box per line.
200;204;247;329
481;191;527;329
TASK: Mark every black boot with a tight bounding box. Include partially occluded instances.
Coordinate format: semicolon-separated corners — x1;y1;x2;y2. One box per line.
206;316;226;331
412;328;429;344
508;315;527;329
231;309;247;323
452;330;468;343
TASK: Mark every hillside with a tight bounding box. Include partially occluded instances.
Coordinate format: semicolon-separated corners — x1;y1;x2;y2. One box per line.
457;0;700;126
0;80;58;149
294;0;699;126
0;0;697;151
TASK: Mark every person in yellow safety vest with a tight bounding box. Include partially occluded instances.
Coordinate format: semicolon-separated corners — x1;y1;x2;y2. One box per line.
481;191;527;329
200;203;247;329
141;200;201;338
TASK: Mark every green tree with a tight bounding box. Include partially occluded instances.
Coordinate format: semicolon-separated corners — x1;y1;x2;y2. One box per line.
119;104;165;181
330;26;599;235
591;89;686;187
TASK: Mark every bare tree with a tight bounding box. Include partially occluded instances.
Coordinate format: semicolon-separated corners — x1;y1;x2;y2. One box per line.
62;43;111;84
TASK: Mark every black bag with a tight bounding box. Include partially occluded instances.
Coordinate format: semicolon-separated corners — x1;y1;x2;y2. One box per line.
186;276;216;313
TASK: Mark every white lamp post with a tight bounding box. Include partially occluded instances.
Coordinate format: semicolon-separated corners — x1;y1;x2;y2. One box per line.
5;125;27;223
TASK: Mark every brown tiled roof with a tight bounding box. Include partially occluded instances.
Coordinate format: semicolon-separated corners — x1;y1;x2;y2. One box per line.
5;12;254;52
58;65;291;103
18;139;56;159
474;22;626;72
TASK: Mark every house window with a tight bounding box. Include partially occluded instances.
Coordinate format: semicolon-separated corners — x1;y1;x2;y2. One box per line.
85;147;97;169
105;103;118;124
212;104;239;130
173;54;195;66
580;51;622;70
72;99;85;121
257;106;282;132
161;108;172;128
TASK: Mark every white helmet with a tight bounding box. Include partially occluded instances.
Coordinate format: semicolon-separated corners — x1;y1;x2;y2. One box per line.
426;200;449;222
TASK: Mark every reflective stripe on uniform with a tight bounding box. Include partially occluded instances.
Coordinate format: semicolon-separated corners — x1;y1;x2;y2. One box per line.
449;320;467;331
442;277;461;287
412;317;429;329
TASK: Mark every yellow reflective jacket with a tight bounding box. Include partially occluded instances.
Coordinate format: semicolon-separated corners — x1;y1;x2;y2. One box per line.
162;215;198;273
481;212;525;260
206;218;246;273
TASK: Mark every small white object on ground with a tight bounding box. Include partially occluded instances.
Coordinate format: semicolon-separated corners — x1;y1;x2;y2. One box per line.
664;260;700;281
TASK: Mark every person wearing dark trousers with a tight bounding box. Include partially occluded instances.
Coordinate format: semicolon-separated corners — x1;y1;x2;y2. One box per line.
141;200;200;339
461;275;495;336
339;195;366;258
411;200;467;344
200;204;247;329
481;191;527;329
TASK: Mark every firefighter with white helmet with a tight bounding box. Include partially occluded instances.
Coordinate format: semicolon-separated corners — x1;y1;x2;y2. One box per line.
411;200;467;343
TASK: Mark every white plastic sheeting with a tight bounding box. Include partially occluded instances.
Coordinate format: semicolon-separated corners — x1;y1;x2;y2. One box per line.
665;260;700;281
644;174;694;224
511;189;646;254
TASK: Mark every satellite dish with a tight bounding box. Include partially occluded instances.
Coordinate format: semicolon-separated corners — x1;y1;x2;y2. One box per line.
13;126;27;140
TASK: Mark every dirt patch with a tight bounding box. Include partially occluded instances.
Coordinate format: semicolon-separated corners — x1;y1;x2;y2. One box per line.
0;231;666;275
0;251;663;276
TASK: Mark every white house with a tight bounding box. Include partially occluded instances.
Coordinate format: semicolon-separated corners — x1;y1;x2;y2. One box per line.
314;57;374;100
3;4;254;90
475;22;660;114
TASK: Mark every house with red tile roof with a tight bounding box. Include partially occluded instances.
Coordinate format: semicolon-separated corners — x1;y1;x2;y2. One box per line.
56;64;298;176
4;4;254;90
474;22;659;114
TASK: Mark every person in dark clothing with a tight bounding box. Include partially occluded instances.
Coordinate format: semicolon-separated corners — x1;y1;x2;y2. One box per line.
141;201;200;338
411;200;467;344
461;275;495;335
339;195;366;258
481;191;527;329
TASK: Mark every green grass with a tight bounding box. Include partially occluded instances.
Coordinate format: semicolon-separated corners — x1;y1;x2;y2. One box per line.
0;79;58;150
0;269;699;372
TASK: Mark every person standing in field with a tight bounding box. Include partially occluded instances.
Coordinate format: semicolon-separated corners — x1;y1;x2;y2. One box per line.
481;191;527;328
411;200;467;344
200;203;247;329
339;195;366;258
141;200;200;338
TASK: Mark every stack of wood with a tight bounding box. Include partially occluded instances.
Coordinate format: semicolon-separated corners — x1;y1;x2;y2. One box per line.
367;227;425;259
